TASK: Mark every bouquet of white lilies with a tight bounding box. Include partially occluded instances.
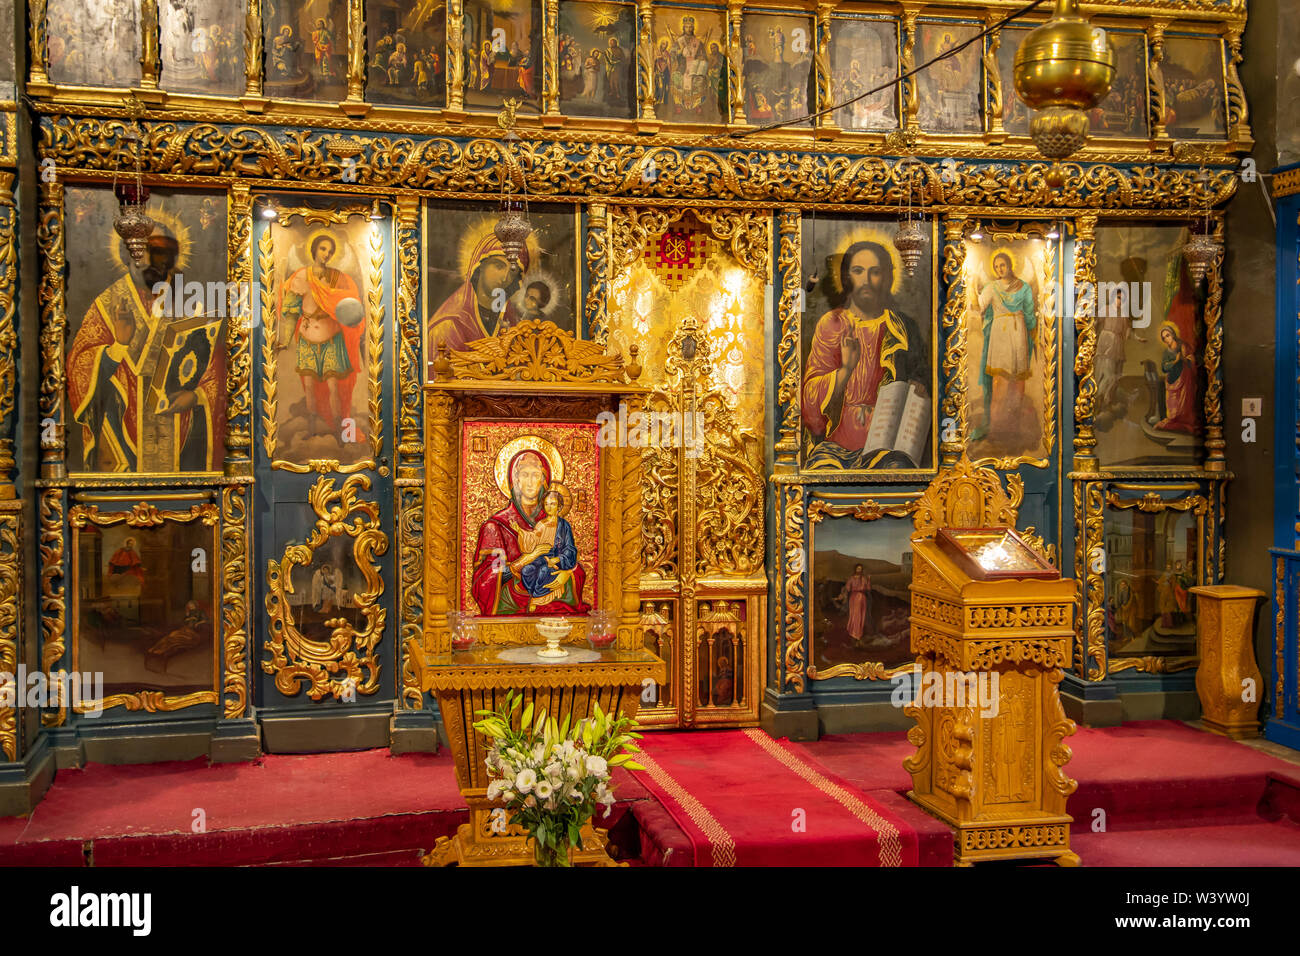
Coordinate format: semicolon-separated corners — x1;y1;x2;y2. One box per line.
473;690;644;866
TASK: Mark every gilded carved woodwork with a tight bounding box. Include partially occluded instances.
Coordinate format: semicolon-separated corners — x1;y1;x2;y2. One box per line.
345;0;366;108
396;198;421;450
0;505;20;761
37;118;1244;211
1071;215;1099;471
939;216;969;465
635;0;655;123
900;11;919;134
1148;22;1169;141
38;488;66;726
543;0;560;118
726;0;744;127
907;459;1079;866
912;453;1024;539
263;474;388;700
0;173;16;487
985;20;1003;138
447;0;465;113
1076;479;1106;680
774;209;800;468
584;202;610;344
243;0;263;100
139;0;160;92
435;319;641;385
226;184;254;477
29;0;50;89
37;179;65;477
68;500;222;713
814;4;834;132
1203;214;1226;470
782;485;806;693
1224;28;1251;146
220;484;250;719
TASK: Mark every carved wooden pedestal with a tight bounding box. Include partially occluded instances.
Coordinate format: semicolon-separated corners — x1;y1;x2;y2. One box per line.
415;647;666;867
905;538;1080;867
1190;585;1267;739
415;322;666;866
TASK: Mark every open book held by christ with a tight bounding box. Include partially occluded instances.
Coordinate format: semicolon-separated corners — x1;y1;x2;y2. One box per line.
864;380;930;467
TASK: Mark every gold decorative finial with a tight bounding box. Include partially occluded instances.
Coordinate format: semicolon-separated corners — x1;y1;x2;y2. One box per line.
498;99;521;137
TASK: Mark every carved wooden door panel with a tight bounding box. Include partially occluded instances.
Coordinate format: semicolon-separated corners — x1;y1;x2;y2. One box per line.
250;199;397;736
602;208;770;728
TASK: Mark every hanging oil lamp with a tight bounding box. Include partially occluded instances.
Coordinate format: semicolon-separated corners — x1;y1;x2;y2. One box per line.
1183;170;1220;285
892;157;928;278
1013;0;1117;160
112;123;155;263
493;101;532;270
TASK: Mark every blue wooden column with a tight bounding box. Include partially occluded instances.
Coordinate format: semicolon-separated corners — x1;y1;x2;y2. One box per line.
1268;164;1300;749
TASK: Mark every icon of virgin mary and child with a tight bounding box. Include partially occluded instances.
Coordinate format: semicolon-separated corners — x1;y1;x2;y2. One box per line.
470;444;589;616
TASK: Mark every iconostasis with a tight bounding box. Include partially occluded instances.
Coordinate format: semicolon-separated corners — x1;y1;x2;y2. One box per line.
0;0;1252;765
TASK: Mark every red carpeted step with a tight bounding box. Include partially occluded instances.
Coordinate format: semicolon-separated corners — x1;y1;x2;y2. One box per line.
794;721;1300;832
865;789;954;867
631;798;695;866
1258;770;1300;825
1071;818;1300;866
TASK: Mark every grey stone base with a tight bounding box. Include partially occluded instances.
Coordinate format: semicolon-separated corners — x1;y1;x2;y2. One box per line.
210;719;262;763
389;711;439;755
815;699;916;735
1062;690;1125;728
761;699;820;741
260;711;391;754
1119;689;1201;722
0;738;56;817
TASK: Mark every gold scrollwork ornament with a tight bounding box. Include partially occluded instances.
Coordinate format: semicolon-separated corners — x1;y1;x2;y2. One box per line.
263;474;389;701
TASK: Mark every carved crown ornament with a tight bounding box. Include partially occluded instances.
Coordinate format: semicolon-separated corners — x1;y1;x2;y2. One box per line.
37;118;1241;214
430;319;647;393
911;453;1054;564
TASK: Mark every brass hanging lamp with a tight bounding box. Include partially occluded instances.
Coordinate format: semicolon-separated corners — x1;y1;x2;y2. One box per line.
892;156;928;278
1182;169;1220;286
112;121;155;263
1013;0;1116;160
493;99;532;269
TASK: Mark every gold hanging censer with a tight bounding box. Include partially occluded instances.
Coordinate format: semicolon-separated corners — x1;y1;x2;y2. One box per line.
111;121;154;263
493;99;532;269
892;157;928;278
1182;169;1220;285
1013;0;1116;160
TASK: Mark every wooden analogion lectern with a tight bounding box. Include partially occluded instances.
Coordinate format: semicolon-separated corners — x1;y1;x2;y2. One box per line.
412;321;666;866
904;456;1080;866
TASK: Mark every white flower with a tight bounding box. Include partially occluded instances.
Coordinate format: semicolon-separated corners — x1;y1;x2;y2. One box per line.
535;779;554;800
486;780;505;801
531;743;545;761
585;755;608;777
515;769;537;793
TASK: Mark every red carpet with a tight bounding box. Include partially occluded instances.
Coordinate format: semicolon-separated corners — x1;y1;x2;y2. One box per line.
4;721;1300;866
630;728;946;866
793;720;1300;866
